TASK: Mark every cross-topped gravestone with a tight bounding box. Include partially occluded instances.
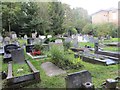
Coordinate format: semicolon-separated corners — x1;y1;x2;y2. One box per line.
65;70;92;89
11;48;25;64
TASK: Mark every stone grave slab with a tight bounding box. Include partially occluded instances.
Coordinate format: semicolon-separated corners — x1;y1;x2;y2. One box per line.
41;62;66;77
65;70;93;89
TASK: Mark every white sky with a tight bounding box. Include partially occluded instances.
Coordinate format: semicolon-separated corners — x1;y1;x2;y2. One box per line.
60;0;119;15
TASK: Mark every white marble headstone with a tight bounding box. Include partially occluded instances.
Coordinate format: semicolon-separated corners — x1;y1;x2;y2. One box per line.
24;35;28;39
32;33;36;39
55;39;63;44
39;36;46;40
47;35;52;38
12;34;17;39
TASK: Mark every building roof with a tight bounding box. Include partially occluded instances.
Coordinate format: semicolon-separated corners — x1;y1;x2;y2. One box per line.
91;8;118;16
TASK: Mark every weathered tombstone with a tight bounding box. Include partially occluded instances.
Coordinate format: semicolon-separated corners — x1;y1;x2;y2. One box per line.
94;43;99;53
65;37;72;43
3;37;11;45
72;37;79;48
78;36;84;42
11;33;17;40
33;38;42;44
47;35;52;38
83;35;89;42
24;34;28;39
103;79;118;90
65;70;94;89
27;38;34;45
89;36;94;43
11;48;25;64
32;33;36;39
0;35;3;43
3;44;19;63
55;39;63;44
4;44;19;54
39;35;46;40
26;44;34;53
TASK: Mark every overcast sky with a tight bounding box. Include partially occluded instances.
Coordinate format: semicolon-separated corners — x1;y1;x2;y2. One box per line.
60;0;119;15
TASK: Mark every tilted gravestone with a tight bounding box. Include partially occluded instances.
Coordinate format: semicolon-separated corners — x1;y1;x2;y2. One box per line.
11;48;25;64
65;70;94;89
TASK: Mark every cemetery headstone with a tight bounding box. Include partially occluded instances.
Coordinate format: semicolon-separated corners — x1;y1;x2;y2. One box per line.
0;35;3;43
24;35;28;39
94;43;99;53
47;35;52;38
33;38;42;44
3;37;11;45
26;44;34;53
11;33;17;40
27;38;34;45
72;37;79;48
65;70;94;89
65;37;72;43
55;39;63;44
89;35;94;43
11;48;25;64
32;33;36;39
4;44;19;54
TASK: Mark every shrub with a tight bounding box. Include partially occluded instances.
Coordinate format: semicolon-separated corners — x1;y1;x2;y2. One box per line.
50;46;82;70
63;42;72;51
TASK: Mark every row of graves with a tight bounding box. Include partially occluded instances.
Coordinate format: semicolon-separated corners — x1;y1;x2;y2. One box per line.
67;34;119;66
1;32;119;89
1;33;41;88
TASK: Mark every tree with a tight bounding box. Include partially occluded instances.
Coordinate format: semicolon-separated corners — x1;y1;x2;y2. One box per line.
82;23;93;34
2;2;41;36
48;2;65;35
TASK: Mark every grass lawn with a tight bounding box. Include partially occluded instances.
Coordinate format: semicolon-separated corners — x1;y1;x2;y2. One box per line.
103;46;120;52
25;57;118;88
103;38;119;43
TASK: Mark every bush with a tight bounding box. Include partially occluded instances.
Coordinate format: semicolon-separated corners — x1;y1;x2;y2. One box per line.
44;37;65;44
63;42;72;51
50;46;82;70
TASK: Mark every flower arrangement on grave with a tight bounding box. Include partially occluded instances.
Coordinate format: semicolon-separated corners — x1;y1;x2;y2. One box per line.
31;43;44;56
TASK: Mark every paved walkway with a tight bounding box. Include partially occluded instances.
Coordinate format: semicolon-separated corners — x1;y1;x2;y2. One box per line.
41;62;66;77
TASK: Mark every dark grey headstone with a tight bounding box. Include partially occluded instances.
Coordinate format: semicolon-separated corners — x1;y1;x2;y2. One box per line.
94;43;99;53
11;48;25;64
65;70;92;88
